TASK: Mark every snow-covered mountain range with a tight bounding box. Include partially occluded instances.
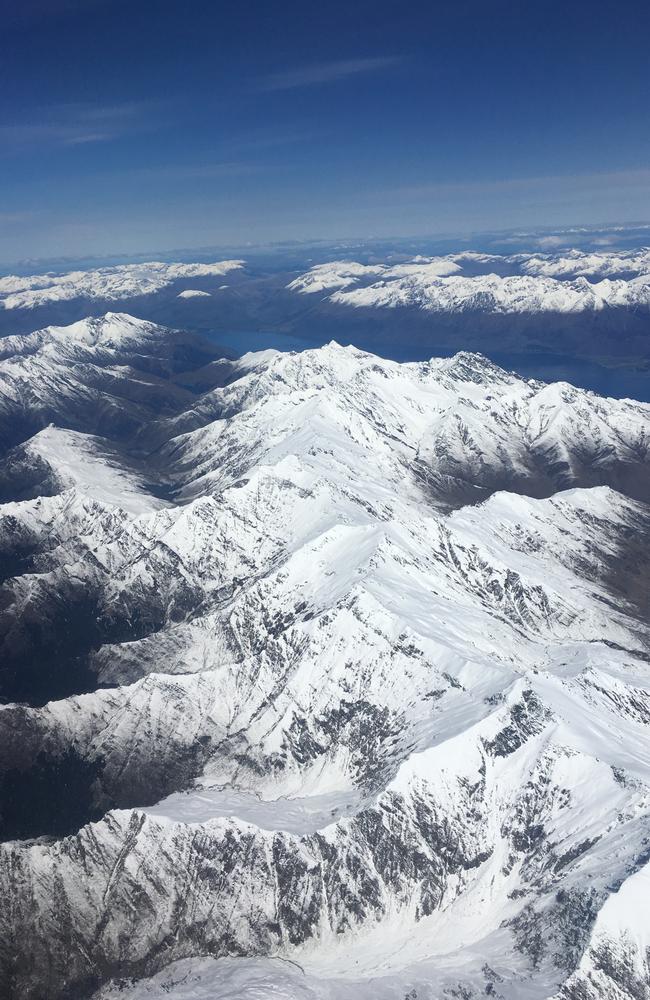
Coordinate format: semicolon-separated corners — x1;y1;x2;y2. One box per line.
0;313;649;1000
0;259;243;311
2;248;648;389
3;246;649;319
288;249;650;314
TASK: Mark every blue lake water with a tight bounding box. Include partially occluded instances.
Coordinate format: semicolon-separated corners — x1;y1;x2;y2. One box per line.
209;330;650;403
490;352;650;402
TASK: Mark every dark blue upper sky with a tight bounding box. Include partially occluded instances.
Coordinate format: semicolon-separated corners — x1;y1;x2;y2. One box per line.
1;0;648;262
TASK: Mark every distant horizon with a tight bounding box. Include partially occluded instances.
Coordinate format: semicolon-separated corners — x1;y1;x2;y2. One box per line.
2;218;650;274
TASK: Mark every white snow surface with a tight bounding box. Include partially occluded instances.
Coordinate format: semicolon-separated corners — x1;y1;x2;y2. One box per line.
517;246;650;279
288;249;650;313
0;310;173;359
0;259;243;309
24;425;168;514
143;786;361;832
1;315;650;1000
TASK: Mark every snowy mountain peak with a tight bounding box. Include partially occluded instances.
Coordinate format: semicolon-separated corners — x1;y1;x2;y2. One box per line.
0;259;245;311
437;349;518;384
0;311;166;361
0;317;649;1000
288;250;650;315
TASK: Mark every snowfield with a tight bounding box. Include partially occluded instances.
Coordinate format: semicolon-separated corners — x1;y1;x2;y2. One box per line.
0;259;243;309
0;314;649;1000
288;247;650;314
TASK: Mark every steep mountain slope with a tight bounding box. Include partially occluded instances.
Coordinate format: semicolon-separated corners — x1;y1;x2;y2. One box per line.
0;311;238;453
0;315;649;1000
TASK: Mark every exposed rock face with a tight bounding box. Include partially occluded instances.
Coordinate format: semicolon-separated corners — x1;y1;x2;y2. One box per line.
0;314;649;1000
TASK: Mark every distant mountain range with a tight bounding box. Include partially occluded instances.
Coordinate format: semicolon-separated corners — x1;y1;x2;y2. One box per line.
1;247;648;403
289;251;650;312
3;247;649;315
0;259;243;311
1;313;649;1000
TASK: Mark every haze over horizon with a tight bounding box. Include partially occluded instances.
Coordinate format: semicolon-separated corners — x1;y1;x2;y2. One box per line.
1;0;649;261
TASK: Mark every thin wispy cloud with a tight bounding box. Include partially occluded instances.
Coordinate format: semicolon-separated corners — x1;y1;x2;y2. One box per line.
349;169;650;238
0;123;107;149
219;127;325;155
374;169;650;201
57;100;160;123
0;100;166;153
0;210;43;226
124;161;264;181
257;56;402;92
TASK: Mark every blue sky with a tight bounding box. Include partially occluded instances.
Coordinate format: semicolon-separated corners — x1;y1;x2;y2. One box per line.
1;0;649;261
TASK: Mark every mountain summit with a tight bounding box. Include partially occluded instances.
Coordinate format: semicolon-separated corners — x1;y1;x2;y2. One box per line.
0;315;649;1000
